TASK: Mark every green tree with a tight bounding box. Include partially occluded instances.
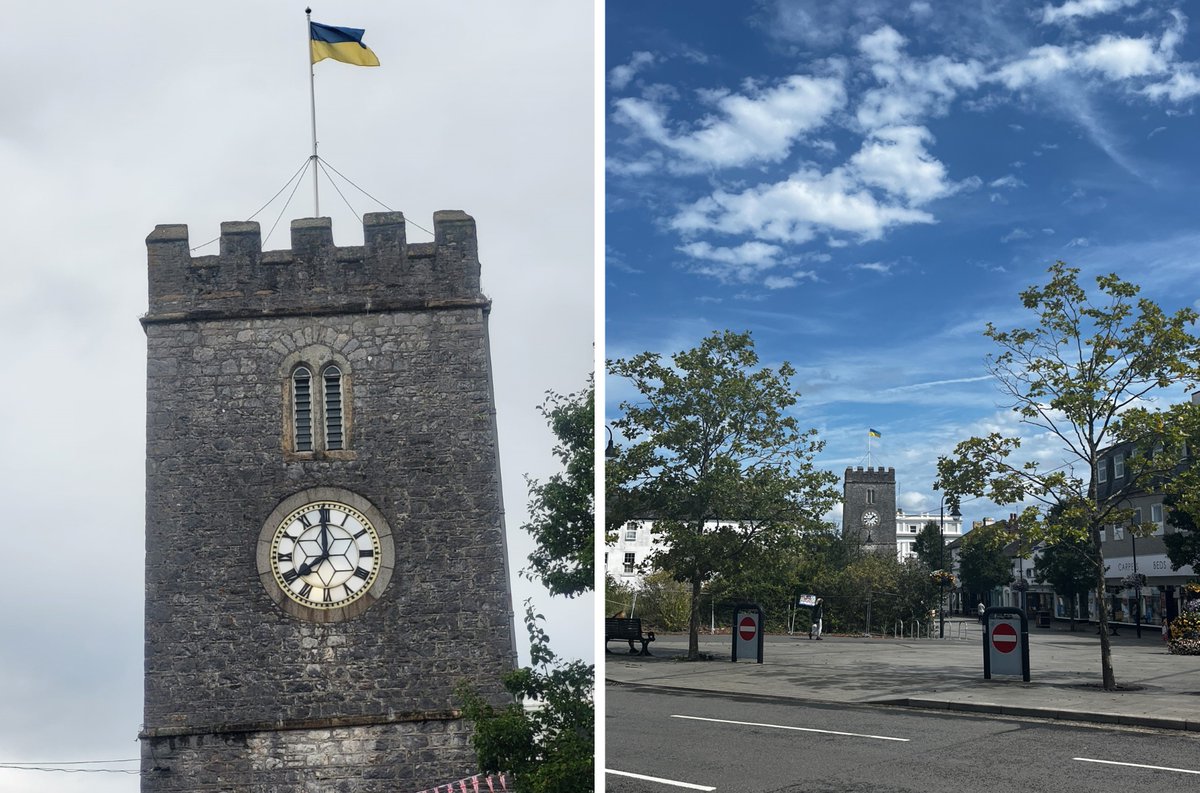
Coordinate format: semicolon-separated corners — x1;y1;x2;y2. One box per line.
522;376;594;598
608;330;839;659
1033;536;1096;630
935;262;1200;689
956;520;1013;605
458;605;592;792
460;375;595;786
913;521;946;570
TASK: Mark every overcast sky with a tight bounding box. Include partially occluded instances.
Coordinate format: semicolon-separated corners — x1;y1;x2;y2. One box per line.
0;3;593;789
606;0;1200;539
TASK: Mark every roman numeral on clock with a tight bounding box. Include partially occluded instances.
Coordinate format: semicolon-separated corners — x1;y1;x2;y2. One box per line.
277;552;292;563
298;513;313;527
298;583;313;599
282;569;300;584
353;567;371;580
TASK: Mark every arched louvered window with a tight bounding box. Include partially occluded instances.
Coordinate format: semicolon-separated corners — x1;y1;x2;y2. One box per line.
293;367;313;452
323;366;344;450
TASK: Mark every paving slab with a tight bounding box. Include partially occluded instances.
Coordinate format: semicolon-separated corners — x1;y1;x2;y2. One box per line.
604;619;1200;732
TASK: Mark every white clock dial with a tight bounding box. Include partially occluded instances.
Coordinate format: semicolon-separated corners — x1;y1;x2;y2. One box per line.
270;501;382;610
862;509;880;528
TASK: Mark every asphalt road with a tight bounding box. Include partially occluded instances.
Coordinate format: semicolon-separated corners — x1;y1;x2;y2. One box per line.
606;684;1200;792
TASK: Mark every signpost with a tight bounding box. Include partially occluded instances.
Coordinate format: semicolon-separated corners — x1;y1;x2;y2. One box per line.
732;603;764;664
983;606;1030;681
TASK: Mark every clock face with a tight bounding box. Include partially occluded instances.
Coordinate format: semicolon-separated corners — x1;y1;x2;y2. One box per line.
270;501;382;611
862;509;880;528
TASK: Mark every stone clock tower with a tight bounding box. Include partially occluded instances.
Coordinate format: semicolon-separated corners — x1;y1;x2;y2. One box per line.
139;212;517;791
842;466;896;548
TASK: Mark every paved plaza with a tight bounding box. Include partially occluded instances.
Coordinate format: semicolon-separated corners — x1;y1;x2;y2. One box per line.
605;618;1200;732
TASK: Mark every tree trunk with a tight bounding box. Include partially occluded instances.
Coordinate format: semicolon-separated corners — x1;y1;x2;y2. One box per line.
688;574;702;660
1093;536;1116;690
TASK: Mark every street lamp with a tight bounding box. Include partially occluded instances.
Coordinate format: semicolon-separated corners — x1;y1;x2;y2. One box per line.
605;425;618;458
938;496;961;638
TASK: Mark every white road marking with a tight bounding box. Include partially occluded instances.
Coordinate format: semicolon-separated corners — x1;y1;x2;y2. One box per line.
670;714;909;742
605;768;717;790
1073;757;1200;775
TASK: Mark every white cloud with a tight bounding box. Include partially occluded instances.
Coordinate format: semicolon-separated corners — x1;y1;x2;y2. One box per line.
1066;237;1091;247
995;34;1168;90
609;51;656;90
1001;227;1032;243
989;174;1026;189
1040;0;1142;26
856;261;893;274
671;166;936;245
848;126;955;204
1144;68;1200;101
854;26;983;130
611;74;845;170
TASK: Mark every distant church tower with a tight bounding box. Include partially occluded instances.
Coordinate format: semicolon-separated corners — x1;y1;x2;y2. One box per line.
139;212;516;791
842;466;896;547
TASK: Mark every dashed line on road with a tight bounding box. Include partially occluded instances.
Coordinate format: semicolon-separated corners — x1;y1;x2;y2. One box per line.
1073;757;1200;775
670;714;909;742
605;768;717;790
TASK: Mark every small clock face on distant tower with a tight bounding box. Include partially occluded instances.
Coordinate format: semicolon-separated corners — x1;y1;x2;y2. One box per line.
862;509;880;528
270;501;381;610
257;488;394;622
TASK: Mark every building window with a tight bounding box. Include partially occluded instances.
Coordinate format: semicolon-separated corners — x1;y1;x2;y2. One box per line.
625;523;638;542
867;488;876;505
323;366;344;450
1097;460;1107;483
1151;503;1164;535
1114;452;1124;479
623;552;636;574
287;357;351;456
293;367;313;452
1112;523;1124;541
1132;507;1142;527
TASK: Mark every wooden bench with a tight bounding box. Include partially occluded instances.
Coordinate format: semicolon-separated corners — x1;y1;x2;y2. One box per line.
605;618;655;656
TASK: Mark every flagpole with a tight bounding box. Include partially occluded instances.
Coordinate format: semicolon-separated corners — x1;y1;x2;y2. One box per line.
306;7;320;217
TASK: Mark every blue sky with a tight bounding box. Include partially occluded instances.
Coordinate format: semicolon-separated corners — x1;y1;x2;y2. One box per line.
605;0;1200;530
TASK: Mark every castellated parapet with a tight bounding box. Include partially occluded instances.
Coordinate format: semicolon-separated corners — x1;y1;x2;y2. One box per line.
144;211;483;322
844;466;896;482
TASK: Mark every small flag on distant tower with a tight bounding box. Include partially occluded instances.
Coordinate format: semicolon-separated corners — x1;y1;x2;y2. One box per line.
310;20;380;66
868;428;881;438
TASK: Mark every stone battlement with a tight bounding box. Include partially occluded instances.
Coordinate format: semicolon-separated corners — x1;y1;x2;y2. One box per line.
845;466;895;482
144;211;484;322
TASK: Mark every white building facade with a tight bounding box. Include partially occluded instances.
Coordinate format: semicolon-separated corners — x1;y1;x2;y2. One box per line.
893;509;964;563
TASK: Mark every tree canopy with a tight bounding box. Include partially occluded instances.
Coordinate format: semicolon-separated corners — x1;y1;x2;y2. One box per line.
935;262;1200;689
608;330;839;658
522;376;594;598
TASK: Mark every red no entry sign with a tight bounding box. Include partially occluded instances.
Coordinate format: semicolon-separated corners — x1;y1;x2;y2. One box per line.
992;622;1018;653
738;615;757;641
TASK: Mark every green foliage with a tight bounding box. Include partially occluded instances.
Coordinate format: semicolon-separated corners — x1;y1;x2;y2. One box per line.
604;575;635;618
458;604;594;792
631;570;692;631
522;377;594;598
913;521;946;570
607;330;839;658
957;521;1013;598
935;262;1200;688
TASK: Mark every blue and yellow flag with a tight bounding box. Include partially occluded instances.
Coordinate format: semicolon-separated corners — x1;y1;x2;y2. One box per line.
868;428;881;438
310;21;380;67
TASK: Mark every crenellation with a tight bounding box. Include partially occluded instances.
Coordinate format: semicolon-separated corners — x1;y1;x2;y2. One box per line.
144;212;485;322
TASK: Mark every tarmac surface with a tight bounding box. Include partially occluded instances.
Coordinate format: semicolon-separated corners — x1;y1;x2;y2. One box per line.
604;617;1200;732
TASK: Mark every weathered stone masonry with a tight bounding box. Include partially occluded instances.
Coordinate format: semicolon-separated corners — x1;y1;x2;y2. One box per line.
140;212;517;792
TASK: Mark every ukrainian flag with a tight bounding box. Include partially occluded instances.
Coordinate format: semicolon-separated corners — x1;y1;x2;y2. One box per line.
868;429;881;438
310;21;380;67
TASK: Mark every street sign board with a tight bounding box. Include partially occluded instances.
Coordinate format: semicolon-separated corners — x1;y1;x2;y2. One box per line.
984;607;1030;681
991;622;1017;653
732;603;764;664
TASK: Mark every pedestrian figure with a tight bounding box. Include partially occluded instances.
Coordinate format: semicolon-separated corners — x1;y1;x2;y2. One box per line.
977;601;986;625
810;598;824;640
